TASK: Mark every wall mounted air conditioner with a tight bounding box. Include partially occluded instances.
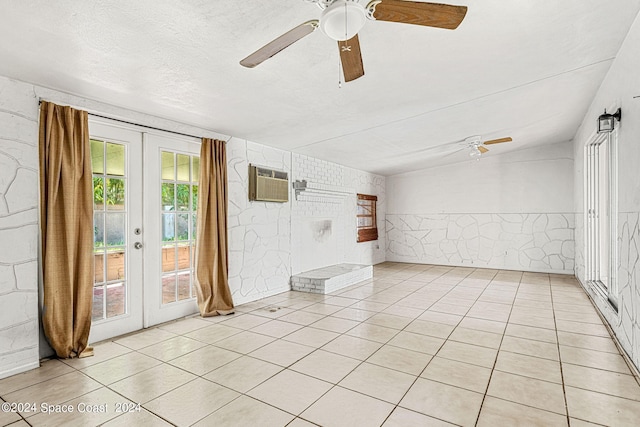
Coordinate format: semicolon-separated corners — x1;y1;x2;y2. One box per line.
248;164;289;202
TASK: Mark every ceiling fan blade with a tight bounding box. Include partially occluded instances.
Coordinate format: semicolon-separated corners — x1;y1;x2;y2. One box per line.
478;146;489;154
483;137;512;145
368;0;467;29
338;34;365;82
240;20;319;68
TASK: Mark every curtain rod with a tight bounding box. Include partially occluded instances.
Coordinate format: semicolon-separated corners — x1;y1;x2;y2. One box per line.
88;112;204;140
38;100;222;141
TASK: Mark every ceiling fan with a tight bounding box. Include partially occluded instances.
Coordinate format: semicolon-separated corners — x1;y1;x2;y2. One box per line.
463;136;512;158
390;135;513;161
240;0;468;83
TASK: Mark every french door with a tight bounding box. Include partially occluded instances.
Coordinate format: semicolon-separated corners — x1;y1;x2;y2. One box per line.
144;133;201;326
88;121;200;343
585;129;618;307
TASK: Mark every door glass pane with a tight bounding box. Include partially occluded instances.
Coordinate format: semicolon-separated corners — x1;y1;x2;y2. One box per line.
91;140;104;174
106;251;125;282
177;154;190;182
162;183;175;210
163;274;177;304
92;287;104;321
163;213;175;241
177;214;189;241
106;178;125;210
106;143;125;176
94;253;104;284
106;213;125;247
192;185;198;211
106;283;125;317
94;177;105;210
162;151;175;180
178;273;190;301
177;244;190;270
176;184;189;210
192;157;199;182
598;140;609;288
162;245;176;273
94;212;105;246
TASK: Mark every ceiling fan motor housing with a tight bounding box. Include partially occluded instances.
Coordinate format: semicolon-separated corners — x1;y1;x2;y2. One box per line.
320;0;367;41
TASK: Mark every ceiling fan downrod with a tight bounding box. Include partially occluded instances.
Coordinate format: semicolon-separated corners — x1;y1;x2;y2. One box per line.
305;0;356;10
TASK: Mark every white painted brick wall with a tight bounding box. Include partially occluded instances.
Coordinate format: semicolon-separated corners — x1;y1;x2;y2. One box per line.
291;265;373;294
291;153;386;274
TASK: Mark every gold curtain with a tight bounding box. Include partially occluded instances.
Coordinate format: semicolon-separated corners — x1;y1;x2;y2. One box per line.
194;138;234;316
39;101;94;358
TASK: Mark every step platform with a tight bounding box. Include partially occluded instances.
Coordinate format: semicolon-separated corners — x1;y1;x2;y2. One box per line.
290;263;373;294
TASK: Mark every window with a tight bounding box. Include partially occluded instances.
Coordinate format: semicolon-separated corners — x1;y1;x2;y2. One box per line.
357;193;378;242
585;130;618;307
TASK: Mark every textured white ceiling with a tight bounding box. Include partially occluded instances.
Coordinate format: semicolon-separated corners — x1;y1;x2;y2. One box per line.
1;0;639;175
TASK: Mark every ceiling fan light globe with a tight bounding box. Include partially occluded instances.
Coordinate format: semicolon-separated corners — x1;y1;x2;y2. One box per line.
320;0;366;41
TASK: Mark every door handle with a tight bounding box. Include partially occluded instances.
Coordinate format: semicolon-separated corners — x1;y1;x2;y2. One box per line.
134;242;143;250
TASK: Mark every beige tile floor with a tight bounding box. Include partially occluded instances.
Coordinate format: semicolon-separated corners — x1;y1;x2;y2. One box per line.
2;263;640;426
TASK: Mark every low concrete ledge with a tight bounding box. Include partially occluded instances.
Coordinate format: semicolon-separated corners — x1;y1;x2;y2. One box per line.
290;263;373;294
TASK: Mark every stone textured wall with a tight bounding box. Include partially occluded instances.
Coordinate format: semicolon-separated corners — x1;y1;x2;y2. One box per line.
619;212;640;369
227;139;292;305
618;213;640;366
580;212;640;371
386;213;575;273
0;77;40;379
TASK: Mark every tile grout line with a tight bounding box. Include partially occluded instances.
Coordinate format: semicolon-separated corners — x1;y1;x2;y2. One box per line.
472;269;523;426
379;266;500;426
376;265;473;427
550;277;572;427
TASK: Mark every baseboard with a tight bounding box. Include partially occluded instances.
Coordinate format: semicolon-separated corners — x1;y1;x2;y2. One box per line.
0;360;40;380
383;258;574;275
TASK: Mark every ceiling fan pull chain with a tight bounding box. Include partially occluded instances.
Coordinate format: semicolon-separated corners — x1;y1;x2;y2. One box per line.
338;54;343;88
345;1;348;40
338;0;347;88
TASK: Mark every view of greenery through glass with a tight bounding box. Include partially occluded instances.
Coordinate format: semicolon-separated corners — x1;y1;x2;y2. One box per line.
91;138;127;322
92;140;127;249
161;150;199;304
93;177;125;209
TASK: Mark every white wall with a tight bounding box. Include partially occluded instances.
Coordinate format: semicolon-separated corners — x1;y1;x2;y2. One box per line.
572;12;640;370
386;142;575;273
0;75;385;378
